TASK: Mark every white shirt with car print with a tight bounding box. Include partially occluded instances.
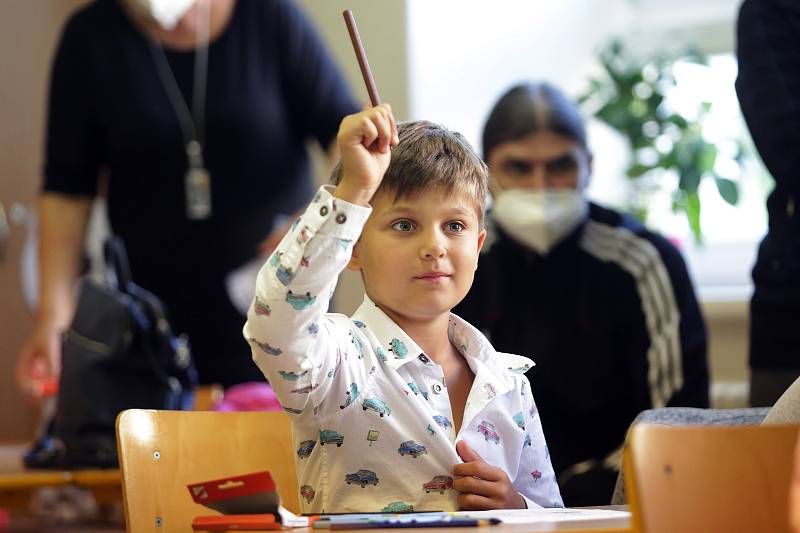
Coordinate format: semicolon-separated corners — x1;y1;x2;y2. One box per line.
244;186;563;513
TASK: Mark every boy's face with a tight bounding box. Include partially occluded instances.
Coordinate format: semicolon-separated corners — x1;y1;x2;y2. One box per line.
348;187;486;324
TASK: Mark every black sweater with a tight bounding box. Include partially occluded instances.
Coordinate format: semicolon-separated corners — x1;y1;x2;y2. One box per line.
43;0;358;385
455;203;709;477
736;0;800;369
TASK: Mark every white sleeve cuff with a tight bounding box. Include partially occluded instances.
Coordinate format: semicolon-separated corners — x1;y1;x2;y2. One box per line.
520;493;541;509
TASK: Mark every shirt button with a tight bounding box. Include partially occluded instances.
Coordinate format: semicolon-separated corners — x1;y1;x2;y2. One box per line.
432;383;443;394
336;213;347;224
319;205;329;216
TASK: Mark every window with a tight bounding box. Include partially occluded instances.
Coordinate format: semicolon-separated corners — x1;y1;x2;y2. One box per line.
586;53;770;301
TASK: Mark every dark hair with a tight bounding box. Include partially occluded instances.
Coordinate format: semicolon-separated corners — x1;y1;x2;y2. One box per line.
482;82;587;161
331;121;489;225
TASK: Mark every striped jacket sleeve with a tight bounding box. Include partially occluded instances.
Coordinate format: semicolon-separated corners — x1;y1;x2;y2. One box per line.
580;221;708;409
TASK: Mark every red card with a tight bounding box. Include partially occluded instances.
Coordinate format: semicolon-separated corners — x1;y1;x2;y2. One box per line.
187;471;281;516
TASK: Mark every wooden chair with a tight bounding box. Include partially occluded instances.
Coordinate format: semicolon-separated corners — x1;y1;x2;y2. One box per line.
624;423;799;533
116;409;299;533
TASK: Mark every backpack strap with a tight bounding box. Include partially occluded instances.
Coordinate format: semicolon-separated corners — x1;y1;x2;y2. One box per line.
103;236;134;294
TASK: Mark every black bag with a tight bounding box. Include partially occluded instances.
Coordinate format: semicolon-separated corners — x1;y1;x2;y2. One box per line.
25;236;197;469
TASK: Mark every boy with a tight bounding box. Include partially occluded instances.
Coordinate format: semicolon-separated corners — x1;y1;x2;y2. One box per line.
244;105;562;513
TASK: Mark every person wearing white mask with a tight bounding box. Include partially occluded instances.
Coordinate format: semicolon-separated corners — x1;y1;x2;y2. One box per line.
16;0;358;398
455;82;709;506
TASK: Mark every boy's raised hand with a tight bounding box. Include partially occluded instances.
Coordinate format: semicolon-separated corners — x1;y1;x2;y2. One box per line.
453;440;527;510
333;104;399;206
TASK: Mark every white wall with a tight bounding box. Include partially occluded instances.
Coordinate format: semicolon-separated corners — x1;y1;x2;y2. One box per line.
297;0;410;119
406;0;632;146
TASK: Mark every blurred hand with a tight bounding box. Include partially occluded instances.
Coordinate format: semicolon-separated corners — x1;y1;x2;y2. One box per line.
16;322;62;403
453;440;526;510
333;103;398;206
258;217;294;257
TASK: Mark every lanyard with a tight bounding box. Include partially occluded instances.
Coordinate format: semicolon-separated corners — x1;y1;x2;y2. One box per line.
148;1;212;220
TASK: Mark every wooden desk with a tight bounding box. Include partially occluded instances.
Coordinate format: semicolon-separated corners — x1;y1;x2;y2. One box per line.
0;443;122;510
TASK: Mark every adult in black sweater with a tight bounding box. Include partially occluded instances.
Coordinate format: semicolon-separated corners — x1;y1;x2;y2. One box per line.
455;82;709;505
736;0;800;407
16;0;358;394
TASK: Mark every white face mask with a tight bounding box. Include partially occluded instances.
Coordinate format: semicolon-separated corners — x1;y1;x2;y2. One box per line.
492;188;588;255
134;0;197;30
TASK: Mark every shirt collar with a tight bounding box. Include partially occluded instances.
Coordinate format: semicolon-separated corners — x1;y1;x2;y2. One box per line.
352;294;426;371
351;294;535;391
448;312;535;392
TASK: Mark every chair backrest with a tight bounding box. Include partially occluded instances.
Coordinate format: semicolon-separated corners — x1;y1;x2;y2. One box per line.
624;423;799;533
116;409;299;533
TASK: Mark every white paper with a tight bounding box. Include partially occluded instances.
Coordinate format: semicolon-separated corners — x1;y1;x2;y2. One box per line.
225;256;266;316
452;507;631;526
278;505;310;528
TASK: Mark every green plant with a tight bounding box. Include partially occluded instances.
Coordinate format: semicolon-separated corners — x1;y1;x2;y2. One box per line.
579;40;743;244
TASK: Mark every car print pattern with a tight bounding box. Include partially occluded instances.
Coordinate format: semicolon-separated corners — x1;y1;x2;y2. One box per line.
345;469;379;488
422;475;453;494
382;501;414;513
291;382;319;394
340;383;359;409
278;370;308;381
407;382;429;400
300;484;315;503
297;440;316;459
269;252;282;268
397;440;428;458
362;398;392;417
249;338;282;356
513;412;526;431
319;429;344;446
285;290;316;310
388;338;408;359
350;330;365;359
254;297;271;317
432;415;452;429
478;420;500;444
276;265;296;286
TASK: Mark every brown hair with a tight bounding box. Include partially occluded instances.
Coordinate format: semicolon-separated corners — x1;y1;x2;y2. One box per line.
331;121;488;225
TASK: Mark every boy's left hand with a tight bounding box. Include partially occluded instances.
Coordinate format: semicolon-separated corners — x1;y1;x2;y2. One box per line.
453;440;526;510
